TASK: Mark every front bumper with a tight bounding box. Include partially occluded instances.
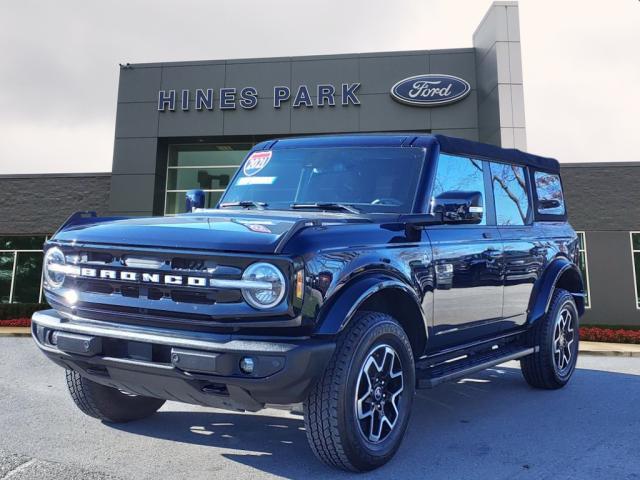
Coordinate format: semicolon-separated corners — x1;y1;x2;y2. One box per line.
31;309;335;412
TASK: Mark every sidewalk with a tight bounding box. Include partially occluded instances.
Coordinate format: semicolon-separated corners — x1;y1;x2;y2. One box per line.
1;327;639;357
0;327;30;337
580;341;640;357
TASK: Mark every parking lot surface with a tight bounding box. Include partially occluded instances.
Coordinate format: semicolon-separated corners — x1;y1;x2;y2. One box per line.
1;337;638;479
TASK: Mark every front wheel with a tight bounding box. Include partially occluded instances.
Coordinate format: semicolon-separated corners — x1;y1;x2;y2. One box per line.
65;370;166;423
521;288;580;389
303;311;415;472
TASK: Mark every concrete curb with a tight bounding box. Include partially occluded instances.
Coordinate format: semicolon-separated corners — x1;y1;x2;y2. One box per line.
579;350;640;358
579;341;640;358
0;327;30;337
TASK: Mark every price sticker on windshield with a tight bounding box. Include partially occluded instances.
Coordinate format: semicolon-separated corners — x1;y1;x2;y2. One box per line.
243;151;272;176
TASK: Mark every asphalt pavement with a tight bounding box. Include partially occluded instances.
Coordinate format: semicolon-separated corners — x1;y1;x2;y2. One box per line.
1;337;638;479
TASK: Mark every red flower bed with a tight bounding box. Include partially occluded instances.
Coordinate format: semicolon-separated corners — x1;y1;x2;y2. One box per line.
0;318;31;328
580;327;640;344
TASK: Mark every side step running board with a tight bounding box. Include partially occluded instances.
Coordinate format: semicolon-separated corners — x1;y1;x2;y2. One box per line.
417;346;535;389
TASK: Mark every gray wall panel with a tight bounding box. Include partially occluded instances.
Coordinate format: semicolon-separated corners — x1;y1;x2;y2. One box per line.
431;91;478;129
117;67;162;103
429;52;477;89
508;42;523;84
475;44;498;100
112;138;159;175
477;85;500;140
114;102;158;138
223;104;291;135
473;1;509;61
160;64;226;91
474;2;525;149
225;61;291;98
580;231;640;327
290;101;359;134
109;174;156;213
291;58;359;90
511;84;525;127
158;107;223;137
358;54;429;94
358;94;429;132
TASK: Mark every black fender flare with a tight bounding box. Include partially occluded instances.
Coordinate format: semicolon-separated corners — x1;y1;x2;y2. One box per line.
313;274;427;340
527;257;586;324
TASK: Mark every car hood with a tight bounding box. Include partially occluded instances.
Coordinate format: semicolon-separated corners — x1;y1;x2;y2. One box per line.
51;210;370;254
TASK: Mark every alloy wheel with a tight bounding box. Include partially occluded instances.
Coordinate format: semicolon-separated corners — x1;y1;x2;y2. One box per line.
553;306;576;374
354;344;404;444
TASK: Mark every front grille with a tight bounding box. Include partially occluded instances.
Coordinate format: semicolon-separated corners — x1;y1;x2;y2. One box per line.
79;281;113;295
45;243;296;330
121;285;140;298
170;289;214;305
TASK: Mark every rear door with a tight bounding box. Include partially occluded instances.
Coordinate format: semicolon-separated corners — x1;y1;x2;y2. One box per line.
488;161;545;329
426;153;504;350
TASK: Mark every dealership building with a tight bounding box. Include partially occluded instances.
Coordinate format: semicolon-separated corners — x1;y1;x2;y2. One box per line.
1;1;638;327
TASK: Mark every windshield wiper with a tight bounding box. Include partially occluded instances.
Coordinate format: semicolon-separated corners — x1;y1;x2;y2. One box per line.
220;201;267;210
290;202;361;214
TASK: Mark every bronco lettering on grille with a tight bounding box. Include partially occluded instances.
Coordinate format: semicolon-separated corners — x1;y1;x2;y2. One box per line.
80;269;208;287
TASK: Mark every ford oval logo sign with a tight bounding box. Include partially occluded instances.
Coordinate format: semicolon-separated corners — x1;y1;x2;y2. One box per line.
390;74;471;107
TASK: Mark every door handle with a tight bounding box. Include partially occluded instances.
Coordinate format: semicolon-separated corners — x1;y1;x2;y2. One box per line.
482;232;493;239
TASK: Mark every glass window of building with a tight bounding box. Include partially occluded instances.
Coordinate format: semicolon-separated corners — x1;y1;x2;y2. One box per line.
534;171;565;215
431;153;486;225
165;143;252;215
0;236;47;304
631;232;640;308
576;232;591;308
490;162;530;226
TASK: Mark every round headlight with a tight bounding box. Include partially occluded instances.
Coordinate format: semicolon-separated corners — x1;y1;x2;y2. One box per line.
241;262;286;309
44;247;67;289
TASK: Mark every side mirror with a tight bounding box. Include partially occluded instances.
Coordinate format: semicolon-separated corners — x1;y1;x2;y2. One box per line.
185;189;205;212
432;191;483;224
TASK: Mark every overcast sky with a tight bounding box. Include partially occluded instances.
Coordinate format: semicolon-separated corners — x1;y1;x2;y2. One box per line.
0;0;638;174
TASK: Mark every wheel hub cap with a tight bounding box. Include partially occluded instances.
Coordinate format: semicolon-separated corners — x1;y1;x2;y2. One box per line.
373;386;383;401
355;344;404;444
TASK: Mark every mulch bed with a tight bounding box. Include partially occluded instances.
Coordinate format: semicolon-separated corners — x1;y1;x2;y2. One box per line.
0;318;31;328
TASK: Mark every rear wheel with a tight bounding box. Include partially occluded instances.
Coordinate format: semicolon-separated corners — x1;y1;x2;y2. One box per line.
303;311;415;472
65;370;166;423
521;289;579;389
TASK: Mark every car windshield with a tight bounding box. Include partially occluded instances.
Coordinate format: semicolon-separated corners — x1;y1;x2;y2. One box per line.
220;146;426;213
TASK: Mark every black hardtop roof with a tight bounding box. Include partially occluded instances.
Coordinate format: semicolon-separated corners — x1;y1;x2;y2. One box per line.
434;135;560;173
253;133;560;174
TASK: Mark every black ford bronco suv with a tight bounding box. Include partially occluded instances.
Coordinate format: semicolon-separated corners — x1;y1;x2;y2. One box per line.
32;134;585;472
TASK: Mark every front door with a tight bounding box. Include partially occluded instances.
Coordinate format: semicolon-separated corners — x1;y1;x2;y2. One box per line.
426;153;503;350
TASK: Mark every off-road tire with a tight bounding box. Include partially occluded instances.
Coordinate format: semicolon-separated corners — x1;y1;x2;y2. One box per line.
303;311;415;472
65;369;166;423
521;288;579;389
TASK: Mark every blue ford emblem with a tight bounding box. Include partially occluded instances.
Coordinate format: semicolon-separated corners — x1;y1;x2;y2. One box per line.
390;74;471;107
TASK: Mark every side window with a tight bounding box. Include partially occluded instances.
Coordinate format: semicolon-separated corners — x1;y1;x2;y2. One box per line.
534;171;565;215
490;162;530;226
431;153;486;225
